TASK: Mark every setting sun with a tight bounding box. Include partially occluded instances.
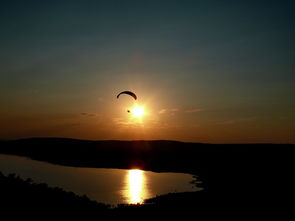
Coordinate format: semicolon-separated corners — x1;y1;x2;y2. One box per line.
131;105;145;118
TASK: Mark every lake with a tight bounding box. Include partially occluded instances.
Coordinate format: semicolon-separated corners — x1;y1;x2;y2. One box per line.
0;154;201;205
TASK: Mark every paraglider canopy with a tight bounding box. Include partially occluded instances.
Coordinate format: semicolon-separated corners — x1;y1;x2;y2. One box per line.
116;91;137;100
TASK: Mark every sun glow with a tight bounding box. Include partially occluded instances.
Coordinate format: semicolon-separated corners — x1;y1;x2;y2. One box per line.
131;105;145;118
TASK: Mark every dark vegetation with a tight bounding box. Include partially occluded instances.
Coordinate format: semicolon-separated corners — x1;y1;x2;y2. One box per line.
0;172;110;219
0;138;295;219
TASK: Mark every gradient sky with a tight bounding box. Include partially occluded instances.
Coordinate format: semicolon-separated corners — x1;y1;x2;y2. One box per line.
0;0;294;143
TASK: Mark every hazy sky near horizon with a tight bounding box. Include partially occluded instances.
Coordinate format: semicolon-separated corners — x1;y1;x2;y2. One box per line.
0;0;294;143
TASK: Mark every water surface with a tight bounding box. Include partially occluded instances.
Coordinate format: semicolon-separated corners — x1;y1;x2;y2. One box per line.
0;154;200;205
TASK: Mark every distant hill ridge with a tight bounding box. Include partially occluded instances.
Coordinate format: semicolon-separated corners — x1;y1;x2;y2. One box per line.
0;138;294;173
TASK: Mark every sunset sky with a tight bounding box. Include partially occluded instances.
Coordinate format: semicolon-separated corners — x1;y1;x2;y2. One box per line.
0;1;294;143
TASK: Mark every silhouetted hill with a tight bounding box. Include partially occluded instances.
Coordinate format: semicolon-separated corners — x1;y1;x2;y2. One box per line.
0;138;201;171
0;172;110;219
0;138;295;218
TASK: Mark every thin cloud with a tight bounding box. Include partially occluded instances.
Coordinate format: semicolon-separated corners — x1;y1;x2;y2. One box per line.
80;113;97;117
217;117;257;125
158;108;179;115
112;118;134;126
185;108;203;113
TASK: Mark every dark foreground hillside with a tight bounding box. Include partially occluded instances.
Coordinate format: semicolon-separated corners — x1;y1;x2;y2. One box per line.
0;172;110;219
0;138;295;219
0;172;213;219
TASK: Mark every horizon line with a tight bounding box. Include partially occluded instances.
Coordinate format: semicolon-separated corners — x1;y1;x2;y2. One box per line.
1;137;294;145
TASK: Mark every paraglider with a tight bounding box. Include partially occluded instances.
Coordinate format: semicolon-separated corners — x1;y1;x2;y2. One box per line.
116;91;137;100
116;91;137;114
116;90;145;117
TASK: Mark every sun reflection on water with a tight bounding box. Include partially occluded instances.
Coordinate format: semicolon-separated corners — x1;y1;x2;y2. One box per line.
125;169;147;204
